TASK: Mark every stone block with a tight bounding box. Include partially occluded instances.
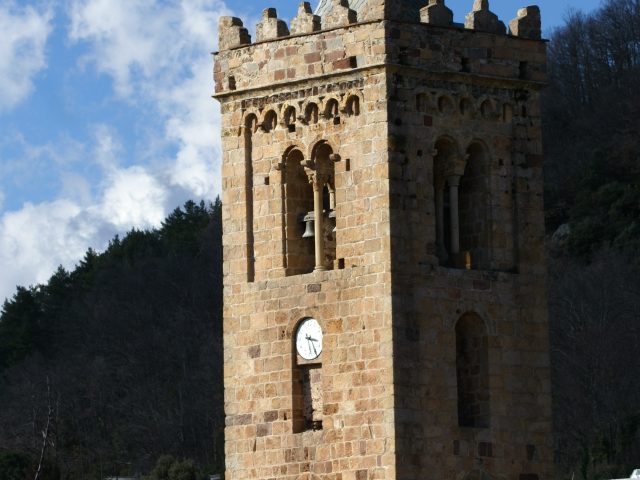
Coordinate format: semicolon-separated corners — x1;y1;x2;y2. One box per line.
420;0;453;27
322;0;357;30
291;2;321;35
509;6;542;39
218;16;251;51
256;8;290;42
465;0;506;34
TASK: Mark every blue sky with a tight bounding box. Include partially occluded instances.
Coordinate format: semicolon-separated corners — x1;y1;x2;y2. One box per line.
0;0;603;302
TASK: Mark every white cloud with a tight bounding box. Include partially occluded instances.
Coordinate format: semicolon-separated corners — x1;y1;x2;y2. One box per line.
0;189;5;210
69;0;229;200
0;0;233;302
99;166;168;229
0;199;89;300
0;159;171;302
0;2;52;111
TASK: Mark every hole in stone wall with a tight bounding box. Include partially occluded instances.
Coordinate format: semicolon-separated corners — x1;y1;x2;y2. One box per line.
480;100;493;118
262;110;278;132
345;95;360;116
461;57;470;73
519;61;529;79
324;99;339;121
305;103;319;124
438;96;454;114
284;106;297;132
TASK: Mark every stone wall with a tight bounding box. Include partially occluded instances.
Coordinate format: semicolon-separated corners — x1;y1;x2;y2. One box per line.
215;1;552;479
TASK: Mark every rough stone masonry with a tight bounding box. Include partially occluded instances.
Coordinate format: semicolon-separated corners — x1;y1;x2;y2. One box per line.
213;0;553;479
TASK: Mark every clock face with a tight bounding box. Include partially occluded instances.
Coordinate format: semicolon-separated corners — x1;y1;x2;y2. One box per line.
295;318;323;360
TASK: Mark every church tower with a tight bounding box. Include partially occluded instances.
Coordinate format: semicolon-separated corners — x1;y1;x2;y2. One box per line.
213;1;553;479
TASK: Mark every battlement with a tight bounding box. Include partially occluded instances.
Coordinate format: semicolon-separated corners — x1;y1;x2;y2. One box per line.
214;1;544;96
217;0;541;51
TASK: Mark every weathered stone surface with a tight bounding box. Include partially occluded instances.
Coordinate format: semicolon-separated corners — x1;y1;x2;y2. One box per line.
322;0;357;29
256;8;290;42
509;5;542;39
420;0;454;27
290;2;321;34
214;3;552;480
465;0;506;34
218;16;250;51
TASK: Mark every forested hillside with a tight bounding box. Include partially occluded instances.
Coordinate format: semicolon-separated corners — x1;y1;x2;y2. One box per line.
0;200;223;479
543;0;640;478
0;0;639;479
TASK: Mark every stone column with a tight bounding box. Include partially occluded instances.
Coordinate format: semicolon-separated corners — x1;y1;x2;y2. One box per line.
313;176;327;271
447;175;461;255
435;179;446;260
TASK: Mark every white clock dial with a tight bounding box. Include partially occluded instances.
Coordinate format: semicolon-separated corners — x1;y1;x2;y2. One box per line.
295;318;323;360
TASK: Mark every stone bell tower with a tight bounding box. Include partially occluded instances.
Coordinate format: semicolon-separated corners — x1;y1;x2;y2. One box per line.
213;1;553;479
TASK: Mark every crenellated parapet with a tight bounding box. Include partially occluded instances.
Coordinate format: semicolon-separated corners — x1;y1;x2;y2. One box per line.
216;1;543;53
214;1;547;95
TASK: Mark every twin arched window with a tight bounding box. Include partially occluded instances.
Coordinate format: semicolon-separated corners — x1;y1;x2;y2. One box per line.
282;143;337;276
433;138;490;270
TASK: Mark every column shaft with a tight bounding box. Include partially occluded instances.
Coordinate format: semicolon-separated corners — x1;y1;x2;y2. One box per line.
314;183;326;271
448;178;460;255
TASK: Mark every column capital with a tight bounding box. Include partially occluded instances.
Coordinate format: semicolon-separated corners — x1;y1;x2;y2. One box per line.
444;156;468;178
446;175;461;187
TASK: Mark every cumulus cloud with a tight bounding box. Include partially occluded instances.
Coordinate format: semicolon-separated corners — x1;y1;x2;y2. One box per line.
0;2;52;111
0;199;88;300
69;0;230;200
0;159;172;302
0;0;233;302
99;166;168;229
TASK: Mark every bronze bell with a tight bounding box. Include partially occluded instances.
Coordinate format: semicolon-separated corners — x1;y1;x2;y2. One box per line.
302;212;314;238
